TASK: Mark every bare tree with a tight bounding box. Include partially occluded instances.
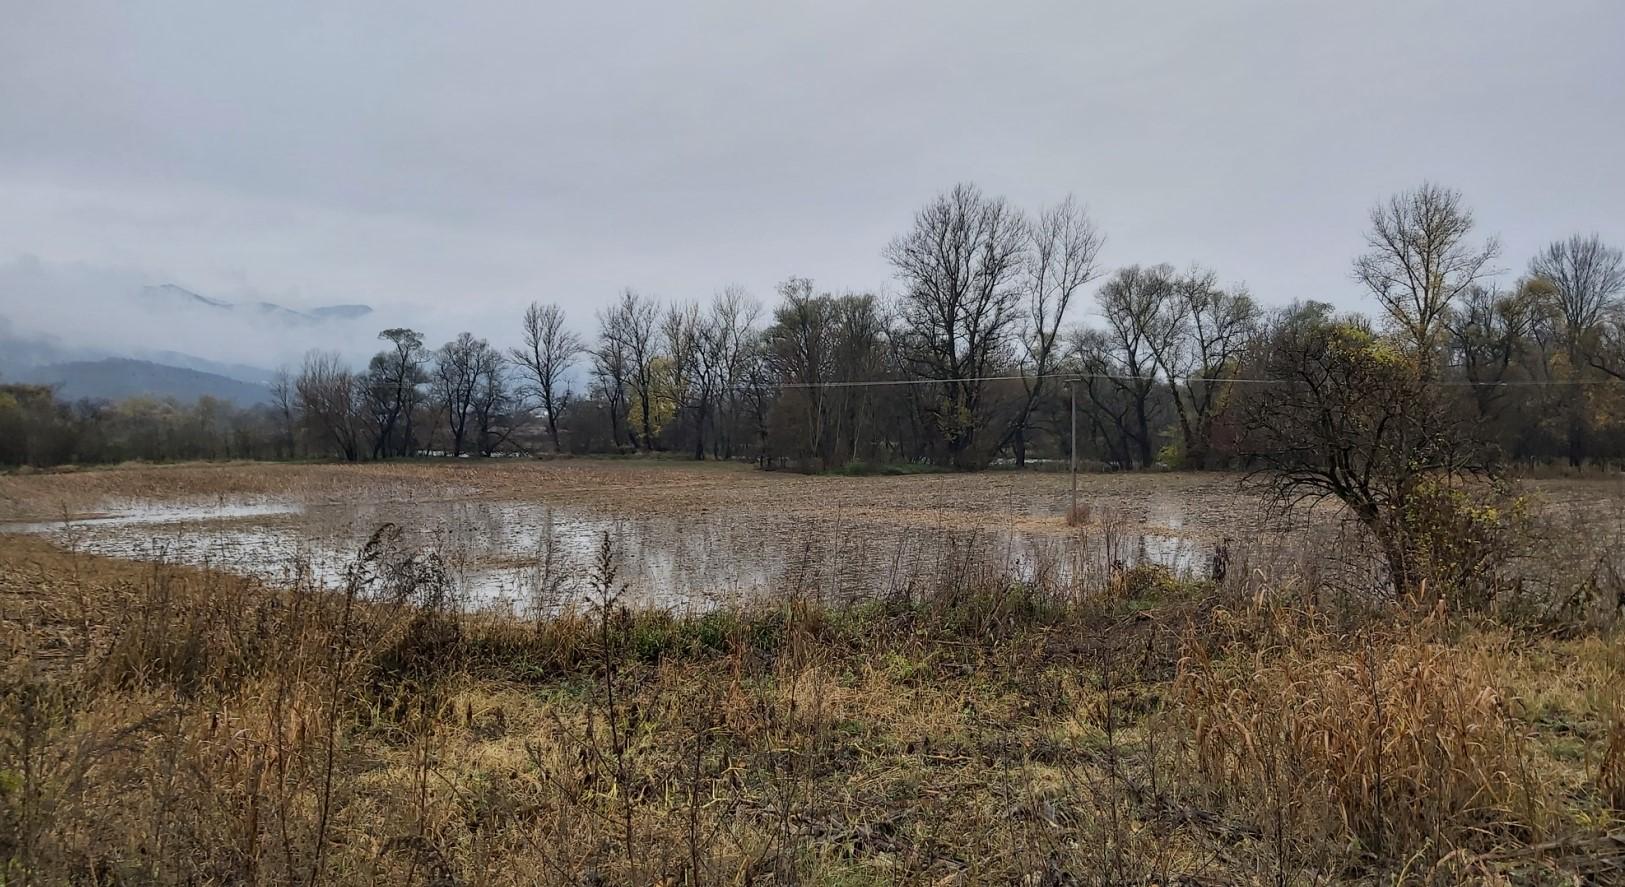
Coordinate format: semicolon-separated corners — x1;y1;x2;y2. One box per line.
1523;237;1625;464
592;309;632;450
1070;328;1137;467
885;183;1029;467
471;347;517;456
662;301;714;459
601;289;661;450
362;328;427;458
762;280;885;468
829;293;887;464
1529;233;1625;353
1447;283;1538;419
765;278;836;467
434;332;501;457
1003;195;1103;465
1353;182;1500;371
735;330;777;465
711;286;761;460
511;302;584;453
1082;265;1175;468
1144;267;1260;467
294;350;362;461
269;365;299;458
1592;308;1625;382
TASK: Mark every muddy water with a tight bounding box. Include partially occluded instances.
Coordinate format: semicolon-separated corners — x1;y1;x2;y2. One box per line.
1;497;1216;610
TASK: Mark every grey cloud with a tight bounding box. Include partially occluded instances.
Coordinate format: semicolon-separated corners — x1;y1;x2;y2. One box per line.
2;0;1622;356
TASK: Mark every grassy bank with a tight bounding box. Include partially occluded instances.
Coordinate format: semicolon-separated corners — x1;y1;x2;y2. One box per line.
3;530;1625;884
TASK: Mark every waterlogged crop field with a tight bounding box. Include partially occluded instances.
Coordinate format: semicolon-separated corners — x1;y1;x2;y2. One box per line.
8;459;1625;883
2;459;1621;608
0;460;1269;606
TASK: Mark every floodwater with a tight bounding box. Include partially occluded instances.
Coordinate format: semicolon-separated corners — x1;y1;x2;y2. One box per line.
1;496;1215;610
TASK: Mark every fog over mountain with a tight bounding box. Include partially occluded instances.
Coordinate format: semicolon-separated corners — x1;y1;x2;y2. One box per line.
0;256;389;387
18;358;276;406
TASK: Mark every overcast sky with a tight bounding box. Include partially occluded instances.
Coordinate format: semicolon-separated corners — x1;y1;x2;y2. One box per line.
3;0;1623;358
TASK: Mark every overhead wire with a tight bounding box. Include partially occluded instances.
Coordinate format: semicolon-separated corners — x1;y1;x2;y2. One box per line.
752;370;1621;391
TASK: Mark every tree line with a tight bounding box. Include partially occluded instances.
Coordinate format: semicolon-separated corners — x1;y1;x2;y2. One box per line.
5;181;1624;472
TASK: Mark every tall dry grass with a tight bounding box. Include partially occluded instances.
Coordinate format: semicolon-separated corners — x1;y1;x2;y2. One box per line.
1176;608;1552;878
4;505;1625;884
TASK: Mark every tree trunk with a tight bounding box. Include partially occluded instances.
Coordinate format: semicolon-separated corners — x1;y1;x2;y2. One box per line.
1567;403;1586;469
1358;505;1413;595
1166;381;1196;468
1134;399;1153;468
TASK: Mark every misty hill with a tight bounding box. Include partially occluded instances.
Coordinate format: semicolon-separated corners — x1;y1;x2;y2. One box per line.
134;350;277;386
17;358;270;406
138;283;231;310
0;327;278;392
137;283;373;326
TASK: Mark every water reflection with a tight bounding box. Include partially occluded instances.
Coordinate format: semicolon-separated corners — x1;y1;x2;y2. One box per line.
1;497;1209;609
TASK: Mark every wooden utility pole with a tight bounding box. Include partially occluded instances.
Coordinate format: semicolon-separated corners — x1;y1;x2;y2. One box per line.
1068;378;1078;521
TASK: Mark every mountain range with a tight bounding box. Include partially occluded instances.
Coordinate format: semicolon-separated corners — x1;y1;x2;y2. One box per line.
2;284;375;406
17;358;276;407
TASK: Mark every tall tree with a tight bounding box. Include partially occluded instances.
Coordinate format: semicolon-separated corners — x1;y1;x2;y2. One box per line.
434;332;501;457
1082;265;1175;468
1446;283;1538;420
1144;267;1260;467
601;289;661;450
268;365;299;459
828;293;887;465
662;300;724;460
511;303;584;453
363;328;427;458
294;350;362;461
736;330;777;464
1526;237;1625;464
1353;182;1500;371
763;281;887;469
471;347;516;456
764;278;837;467
1529;234;1625;344
592;308;632;450
711;286;761;460
885;183;1029;468
1004;195;1103;465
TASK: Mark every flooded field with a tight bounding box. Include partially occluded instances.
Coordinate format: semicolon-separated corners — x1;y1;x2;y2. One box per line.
3;460;1620;608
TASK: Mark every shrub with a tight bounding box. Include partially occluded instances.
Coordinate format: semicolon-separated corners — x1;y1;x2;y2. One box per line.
1110;563;1183;602
1396;478;1532;612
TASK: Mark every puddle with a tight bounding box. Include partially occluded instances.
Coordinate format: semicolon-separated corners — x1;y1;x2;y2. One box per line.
1;500;302;532
2;498;1213;610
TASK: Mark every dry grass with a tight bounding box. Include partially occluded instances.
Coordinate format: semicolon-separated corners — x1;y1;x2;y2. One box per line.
5;479;1625;883
1178;611;1551;876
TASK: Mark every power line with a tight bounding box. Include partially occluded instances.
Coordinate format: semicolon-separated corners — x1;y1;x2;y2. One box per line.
756;370;1621;391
